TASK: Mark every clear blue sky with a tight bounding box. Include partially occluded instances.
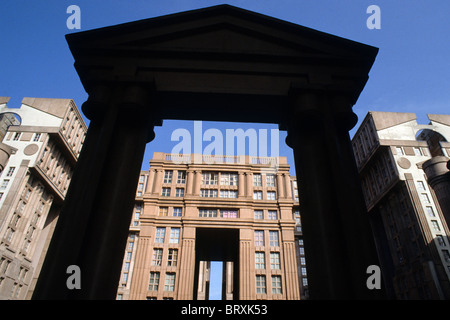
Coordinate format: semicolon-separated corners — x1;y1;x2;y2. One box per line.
1;0;449;176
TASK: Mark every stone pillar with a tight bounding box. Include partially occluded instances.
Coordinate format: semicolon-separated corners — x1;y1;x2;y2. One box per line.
32;84;158;300
285;90;383;299
186;170;195;195
224;261;234;300
276;174;285;198
245;172;253;198
238;172;245;197
423;156;450;228
178;227;196;299
129;236;152;299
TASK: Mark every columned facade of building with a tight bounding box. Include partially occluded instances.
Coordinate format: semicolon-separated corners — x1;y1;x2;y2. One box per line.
116;152;302;300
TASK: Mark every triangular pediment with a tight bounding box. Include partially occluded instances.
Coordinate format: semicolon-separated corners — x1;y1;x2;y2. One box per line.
67;5;377;61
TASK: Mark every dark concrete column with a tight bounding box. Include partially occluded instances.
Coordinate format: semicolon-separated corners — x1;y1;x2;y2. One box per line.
32;84;157;299
286;90;384;299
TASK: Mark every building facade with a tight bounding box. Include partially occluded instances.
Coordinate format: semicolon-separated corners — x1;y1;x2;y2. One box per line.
0;97;87;299
116;152;307;300
352;111;450;299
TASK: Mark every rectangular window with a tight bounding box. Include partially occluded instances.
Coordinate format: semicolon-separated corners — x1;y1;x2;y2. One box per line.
148;272;160;291
155;227;166;243
255;230;264;246
177;171;186;184
163;170;173;184
152;249;163;266
173;207;183;217
395;146;404;155
270;252;281;269
425;206;435;217
202;172;218;185
253;174;262;186
0;180;10;190
267;191;276;200
417;181;426;191
13;132;21;141
254;210;263;220
437;235;446;247
268;210;277;220
6;167;15;177
170;228;180;244
255;252;265;269
201;189;218;197
266;174;275;187
220;209;238;218
162;187;171;197
253;191;262;200
421;193;430;204
431;220;441;232
443;250;450;263
256;275;266;294
164;273;176;291
199;209;217;218
175;188;185;197
413;147;422;156
269;231;279;247
272;275;282;294
167;249;178;267
220;172;238;186
159;207;168;217
220;190;238;198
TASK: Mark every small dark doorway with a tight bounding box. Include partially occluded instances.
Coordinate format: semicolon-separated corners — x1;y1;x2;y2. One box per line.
194;228;239;300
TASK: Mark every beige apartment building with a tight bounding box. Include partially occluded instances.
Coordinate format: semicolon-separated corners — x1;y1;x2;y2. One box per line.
352;111;450;299
0;97;86;299
116;152;306;300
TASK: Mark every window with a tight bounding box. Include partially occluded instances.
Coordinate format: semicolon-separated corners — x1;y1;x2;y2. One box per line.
268;210;277;220
425;206;435;217
162;187;171;197
253;174;262;186
13;132;21;141
437;235;446;247
220;172;238;186
199;209;217;218
220;190;238;198
256;275;266;294
201;189;217;197
301;267;307;276
417;181;426;191
255;252;265;269
177;171;186;184
270;252;281;269
167;249;178;267
155;227;166;243
220;209;238;218
159;207;168;217
152;249;163;266
253;191;262;200
202;172;218;185
272;275;282;294
164;273;176;291
443;250;450;263
163;170;173;184
421;193;430;204
33;133;41;142
175;188;184;197
395;146;404;155
148;272;160;291
431;220;441;232
267;191;276;200
6;167;15;177
170;228;180;244
266;174;275;187
0;180;9;190
173;207;183;217
413;147;422;156
269;231;279;247
254;210;263;220
255;230;264;246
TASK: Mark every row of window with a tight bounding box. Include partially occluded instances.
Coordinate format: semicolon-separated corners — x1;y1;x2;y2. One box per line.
162;170;277;187
148;272;175;292
154;227;180;244
255;252;281;269
160;187;278;200
152;248;178;267
151;207;294;220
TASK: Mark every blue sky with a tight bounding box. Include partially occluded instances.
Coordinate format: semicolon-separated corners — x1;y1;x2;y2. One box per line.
1;0;449;176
